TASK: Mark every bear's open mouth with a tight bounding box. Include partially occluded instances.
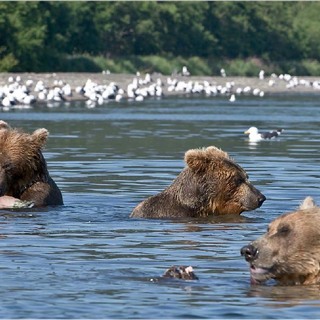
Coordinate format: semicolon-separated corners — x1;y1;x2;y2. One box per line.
249;264;272;284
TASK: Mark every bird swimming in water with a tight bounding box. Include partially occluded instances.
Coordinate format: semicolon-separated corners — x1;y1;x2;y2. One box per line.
244;126;284;142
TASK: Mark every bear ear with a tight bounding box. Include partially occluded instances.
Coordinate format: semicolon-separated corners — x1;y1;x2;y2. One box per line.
299;196;317;210
32;128;49;147
0;120;11;130
185;146;229;173
185;148;207;172
204;146;230;159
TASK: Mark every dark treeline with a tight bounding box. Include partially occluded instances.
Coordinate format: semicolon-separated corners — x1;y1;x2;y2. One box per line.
1;1;320;74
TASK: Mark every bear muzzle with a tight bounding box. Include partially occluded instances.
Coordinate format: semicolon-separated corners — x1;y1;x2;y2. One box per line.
242;192;266;211
240;182;266;211
241;244;274;284
257;194;266;207
240;244;259;262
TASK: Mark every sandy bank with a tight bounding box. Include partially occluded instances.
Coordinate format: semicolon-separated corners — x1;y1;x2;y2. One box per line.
1;72;319;91
0;72;320;107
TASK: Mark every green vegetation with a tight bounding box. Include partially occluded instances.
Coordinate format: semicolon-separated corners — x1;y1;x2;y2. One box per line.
1;1;320;76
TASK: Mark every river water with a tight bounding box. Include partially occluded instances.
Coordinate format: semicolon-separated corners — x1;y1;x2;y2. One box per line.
1;93;320;318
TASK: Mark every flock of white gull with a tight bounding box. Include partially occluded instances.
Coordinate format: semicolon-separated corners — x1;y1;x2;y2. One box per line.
0;67;320;110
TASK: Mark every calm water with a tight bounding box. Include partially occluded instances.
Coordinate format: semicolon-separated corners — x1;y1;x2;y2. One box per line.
1;93;320;319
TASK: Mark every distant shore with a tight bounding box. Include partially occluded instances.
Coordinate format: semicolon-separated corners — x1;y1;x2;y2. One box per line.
1;72;320;106
1;72;320;93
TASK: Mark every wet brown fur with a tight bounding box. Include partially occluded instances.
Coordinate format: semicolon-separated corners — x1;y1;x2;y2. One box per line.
0;121;63;207
130;146;265;219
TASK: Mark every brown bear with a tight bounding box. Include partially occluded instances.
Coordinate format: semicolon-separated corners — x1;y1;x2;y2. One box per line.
130;146;265;218
162;266;199;280
0;120;63;207
241;196;320;286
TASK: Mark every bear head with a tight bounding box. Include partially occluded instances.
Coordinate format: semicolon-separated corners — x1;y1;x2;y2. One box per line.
131;146;265;218
241;196;320;285
0;122;49;197
182;146;266;215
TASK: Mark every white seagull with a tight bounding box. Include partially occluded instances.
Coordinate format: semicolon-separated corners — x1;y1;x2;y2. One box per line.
244;126;284;142
182;66;190;76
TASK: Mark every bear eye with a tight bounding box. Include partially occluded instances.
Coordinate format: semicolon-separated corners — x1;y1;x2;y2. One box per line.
234;176;244;186
278;225;290;235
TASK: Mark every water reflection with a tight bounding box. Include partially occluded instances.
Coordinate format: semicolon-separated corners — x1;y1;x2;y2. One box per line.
247;284;320;308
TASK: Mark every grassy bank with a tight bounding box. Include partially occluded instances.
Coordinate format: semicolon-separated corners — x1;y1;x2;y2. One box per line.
2;53;320;77
58;55;320;77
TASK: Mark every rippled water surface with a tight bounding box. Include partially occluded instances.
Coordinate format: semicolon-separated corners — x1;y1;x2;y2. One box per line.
1;93;320;318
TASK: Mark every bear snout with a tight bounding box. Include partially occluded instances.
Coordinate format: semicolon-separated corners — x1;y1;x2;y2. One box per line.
258;194;266;207
250;187;266;209
241;244;258;262
243;189;266;211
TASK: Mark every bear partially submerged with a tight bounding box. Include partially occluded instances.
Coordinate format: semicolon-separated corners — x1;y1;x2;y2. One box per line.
0;120;63;207
162;266;199;280
131;146;265;218
241;196;320;286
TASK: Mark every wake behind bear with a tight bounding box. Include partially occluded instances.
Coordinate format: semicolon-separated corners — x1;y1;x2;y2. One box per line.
0;120;63;208
131;146;265;219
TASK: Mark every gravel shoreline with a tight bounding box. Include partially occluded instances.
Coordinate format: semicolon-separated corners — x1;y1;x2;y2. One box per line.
1;72;320;107
1;72;320;93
